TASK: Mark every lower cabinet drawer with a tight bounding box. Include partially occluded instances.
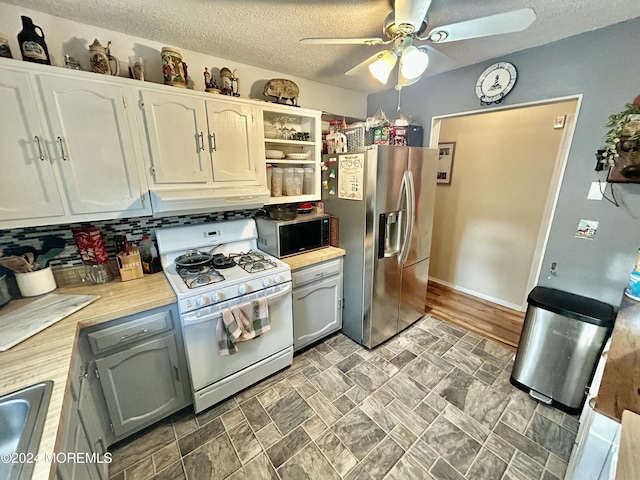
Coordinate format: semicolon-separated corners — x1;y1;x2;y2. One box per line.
86;307;174;355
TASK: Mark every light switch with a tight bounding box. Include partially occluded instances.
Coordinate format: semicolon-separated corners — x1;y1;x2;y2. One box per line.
587;181;603;200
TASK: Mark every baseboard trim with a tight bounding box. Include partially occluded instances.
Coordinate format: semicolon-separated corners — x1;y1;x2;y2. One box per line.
428;276;526;312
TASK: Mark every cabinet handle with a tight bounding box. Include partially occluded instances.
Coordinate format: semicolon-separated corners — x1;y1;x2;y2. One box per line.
57;136;68;161
174;365;180;382
34;136;46;161
209;132;217;151
199;132;205;151
589;397;596;409
120;328;148;342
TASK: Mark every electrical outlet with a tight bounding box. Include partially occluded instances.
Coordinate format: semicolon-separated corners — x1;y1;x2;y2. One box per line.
554;115;566;129
587;181;603;200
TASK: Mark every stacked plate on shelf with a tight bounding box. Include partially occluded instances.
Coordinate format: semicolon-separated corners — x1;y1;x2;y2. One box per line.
285;153;310;160
264;125;279;139
266;150;285;159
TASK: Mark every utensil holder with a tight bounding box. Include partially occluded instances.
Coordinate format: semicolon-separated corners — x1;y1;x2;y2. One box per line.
116;248;144;282
15;267;56;297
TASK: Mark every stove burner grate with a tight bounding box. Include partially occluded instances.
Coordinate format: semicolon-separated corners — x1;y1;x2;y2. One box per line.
177;264;225;289
229;251;277;273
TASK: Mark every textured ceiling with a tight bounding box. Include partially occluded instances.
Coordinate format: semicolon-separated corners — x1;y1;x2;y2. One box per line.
5;0;640;93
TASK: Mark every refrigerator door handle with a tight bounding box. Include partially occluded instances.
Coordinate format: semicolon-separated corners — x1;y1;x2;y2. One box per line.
398;170;415;265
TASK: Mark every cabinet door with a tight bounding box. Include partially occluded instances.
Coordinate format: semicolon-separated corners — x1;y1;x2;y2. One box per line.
37;75;147;215
206;100;259;183
57;407;101;480
95;333;188;438
293;275;343;351
78;375;108;480
0;68;64;222
141;91;211;185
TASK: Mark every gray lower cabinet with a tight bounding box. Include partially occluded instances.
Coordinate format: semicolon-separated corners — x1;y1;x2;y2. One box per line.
57;303;189;479
95;333;187;438
292;258;343;351
57;357;107;480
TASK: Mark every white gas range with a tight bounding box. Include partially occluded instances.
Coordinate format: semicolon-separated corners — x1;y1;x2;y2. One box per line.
156;219;293;413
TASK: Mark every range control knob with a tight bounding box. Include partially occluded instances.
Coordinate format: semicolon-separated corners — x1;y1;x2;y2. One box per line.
262;278;271;288
196;296;209;307
273;275;282;285
238;284;249;295
212;292;222;303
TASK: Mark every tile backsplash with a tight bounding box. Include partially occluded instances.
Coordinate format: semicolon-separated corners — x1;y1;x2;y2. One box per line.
0;210;258;269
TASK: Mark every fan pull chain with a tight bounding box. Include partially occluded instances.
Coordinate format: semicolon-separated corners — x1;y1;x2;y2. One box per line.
396;86;402;112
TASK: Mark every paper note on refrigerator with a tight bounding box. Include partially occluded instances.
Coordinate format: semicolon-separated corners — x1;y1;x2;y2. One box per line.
338;153;364;200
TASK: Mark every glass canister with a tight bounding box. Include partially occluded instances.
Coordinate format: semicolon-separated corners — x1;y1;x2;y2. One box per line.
303;166;314;195
293;167;304;196
271;166;283;197
283;167;295;196
266;165;272;194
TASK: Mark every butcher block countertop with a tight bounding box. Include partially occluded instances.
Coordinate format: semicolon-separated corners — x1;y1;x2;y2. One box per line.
0;273;176;480
280;246;346;270
595;295;640;422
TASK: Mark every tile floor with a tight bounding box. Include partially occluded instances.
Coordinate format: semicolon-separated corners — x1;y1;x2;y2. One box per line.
108;315;578;480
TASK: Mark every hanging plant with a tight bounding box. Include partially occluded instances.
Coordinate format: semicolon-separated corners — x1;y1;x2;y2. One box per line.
597;101;640;167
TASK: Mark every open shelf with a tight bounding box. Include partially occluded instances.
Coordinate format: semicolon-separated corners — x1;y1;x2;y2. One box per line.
265;139;315;147
266;159;315;165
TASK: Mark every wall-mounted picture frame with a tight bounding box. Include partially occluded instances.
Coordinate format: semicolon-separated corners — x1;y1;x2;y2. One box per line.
437;142;456;184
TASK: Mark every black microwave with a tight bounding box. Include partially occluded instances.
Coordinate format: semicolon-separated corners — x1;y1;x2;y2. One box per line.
256;213;330;258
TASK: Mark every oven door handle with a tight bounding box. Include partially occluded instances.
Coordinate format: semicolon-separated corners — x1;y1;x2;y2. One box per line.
182;283;292;326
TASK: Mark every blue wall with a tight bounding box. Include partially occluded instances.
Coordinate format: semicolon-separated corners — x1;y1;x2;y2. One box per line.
368;18;640;307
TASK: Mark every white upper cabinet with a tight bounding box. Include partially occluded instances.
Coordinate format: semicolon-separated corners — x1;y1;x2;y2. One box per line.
0;59;150;229
0;68;65;222
140;90;211;185
206;100;259;184
37;75;147;215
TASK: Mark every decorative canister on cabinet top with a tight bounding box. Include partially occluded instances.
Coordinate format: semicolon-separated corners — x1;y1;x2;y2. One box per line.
161;47;187;88
17;16;51;65
89;39;120;76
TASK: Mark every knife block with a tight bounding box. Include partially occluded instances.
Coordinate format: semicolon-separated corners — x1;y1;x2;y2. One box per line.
116;248;144;282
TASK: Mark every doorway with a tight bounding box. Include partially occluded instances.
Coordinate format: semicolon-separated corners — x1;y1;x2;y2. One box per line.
428;97;580;313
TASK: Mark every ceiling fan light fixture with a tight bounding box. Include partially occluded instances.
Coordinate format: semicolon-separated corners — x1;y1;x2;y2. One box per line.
400;45;429;80
368;50;397;84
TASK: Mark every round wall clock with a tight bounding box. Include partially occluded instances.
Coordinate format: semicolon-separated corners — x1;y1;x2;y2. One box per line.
475;62;517;105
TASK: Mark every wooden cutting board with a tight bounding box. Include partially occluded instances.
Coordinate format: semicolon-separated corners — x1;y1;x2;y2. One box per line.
0;293;99;351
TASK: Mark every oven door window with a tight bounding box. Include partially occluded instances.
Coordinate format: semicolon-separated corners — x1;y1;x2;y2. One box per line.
280;221;321;256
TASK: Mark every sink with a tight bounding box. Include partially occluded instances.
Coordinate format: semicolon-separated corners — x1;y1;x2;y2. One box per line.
0;381;53;480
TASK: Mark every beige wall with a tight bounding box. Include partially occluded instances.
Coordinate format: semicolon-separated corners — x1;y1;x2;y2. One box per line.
430;99;578;309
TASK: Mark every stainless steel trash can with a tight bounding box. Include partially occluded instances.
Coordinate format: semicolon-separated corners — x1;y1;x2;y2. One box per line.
510;287;616;414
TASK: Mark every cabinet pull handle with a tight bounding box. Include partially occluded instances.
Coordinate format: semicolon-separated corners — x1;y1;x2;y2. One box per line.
34;136;46;161
209;132;217;151
174;365;180;382
57;136;68;161
199;132;205;151
120;328;148;342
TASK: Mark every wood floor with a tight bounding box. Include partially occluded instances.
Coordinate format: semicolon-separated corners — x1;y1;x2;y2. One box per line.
425;280;525;352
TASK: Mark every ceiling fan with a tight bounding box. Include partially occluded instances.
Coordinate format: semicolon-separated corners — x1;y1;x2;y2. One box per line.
300;0;536;89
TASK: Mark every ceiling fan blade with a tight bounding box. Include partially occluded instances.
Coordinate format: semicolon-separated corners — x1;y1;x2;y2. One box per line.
345;50;394;76
426;8;536;43
300;37;384;45
394;0;433;29
418;45;456;70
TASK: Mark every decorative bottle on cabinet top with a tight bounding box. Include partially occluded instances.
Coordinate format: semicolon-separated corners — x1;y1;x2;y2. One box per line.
17;16;51;65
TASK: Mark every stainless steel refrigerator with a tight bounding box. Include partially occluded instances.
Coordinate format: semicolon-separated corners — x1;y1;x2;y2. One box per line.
322;145;438;348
